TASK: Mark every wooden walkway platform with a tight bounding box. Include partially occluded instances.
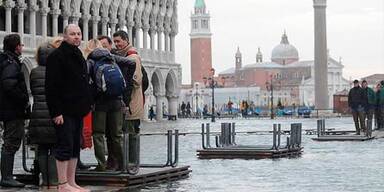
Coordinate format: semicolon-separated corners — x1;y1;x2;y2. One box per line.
197;147;303;159
15;166;191;188
312;135;374;141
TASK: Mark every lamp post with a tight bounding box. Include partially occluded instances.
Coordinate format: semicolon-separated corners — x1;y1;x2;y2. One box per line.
203;68;216;122
266;75;281;119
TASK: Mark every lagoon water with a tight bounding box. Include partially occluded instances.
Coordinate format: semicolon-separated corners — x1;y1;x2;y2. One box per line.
10;117;384;192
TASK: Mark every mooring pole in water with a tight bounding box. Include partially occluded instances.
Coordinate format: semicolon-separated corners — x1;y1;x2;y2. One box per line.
277;124;281;149
166;130;173;166
231;122;236;145
322;119;326;135
201;123;206;149
272;124;277;150
206;123;211;148
171;130;179;167
215;135;221;148
290;124;296;149
286;137;290;149
227;123;232;146
298;123;302;147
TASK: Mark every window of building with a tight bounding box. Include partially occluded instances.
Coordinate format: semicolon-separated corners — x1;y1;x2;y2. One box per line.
202;20;208;29
192;20;198;29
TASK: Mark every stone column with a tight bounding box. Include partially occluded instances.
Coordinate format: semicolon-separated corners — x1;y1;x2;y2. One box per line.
101;17;109;35
4;1;14;33
29;5;39;38
118;20;126;31
71;13;81;25
17;3;27;39
157;28;163;51
51;9;60;37
134;23;141;48
167;96;178;120
82;15;91;42
92;16;100;39
156;94;165;121
110;19;118;37
313;0;329;109
143;25;149;49
170;34;175;52
62;12;70;29
164;31;169;52
127;22;134;44
149;29;156;50
40;7;50;38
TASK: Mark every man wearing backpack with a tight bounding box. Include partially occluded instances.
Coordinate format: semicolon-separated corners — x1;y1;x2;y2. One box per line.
113;30;149;165
87;44;127;172
0;34;29;188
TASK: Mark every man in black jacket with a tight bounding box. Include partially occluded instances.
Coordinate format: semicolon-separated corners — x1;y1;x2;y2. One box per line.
0;34;28;188
348;80;365;135
45;24;92;192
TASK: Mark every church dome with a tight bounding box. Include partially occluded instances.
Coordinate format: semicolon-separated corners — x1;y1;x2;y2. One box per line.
271;32;299;65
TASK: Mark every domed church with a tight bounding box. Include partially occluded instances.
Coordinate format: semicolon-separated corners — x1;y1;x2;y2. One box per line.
218;32;350;107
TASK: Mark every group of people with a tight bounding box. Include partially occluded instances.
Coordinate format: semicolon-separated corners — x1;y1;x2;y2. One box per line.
0;24;148;191
348;79;384;135
180;101;192;117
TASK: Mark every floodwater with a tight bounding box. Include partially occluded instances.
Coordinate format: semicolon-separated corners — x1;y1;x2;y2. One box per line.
8;117;384;192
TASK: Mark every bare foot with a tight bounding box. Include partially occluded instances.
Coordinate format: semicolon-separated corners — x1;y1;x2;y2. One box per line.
69;182;90;192
58;183;81;192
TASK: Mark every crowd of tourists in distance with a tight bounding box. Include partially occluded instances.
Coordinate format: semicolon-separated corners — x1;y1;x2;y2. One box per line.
348;79;384;135
0;24;148;191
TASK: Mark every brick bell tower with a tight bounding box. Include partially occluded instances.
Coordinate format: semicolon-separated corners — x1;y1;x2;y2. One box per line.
190;0;212;84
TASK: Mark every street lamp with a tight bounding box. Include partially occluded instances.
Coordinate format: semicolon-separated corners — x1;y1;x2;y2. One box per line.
266;75;281;119
203;68;216;122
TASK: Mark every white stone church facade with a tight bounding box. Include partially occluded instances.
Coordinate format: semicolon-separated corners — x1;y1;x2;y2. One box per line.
0;0;181;120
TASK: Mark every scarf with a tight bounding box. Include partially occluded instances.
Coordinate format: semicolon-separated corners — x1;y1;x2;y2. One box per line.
114;44;133;57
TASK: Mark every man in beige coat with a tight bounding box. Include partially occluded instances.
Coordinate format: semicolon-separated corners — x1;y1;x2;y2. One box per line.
112;30;146;164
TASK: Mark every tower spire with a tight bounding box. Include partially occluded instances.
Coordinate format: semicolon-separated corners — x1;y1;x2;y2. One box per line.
256;47;263;63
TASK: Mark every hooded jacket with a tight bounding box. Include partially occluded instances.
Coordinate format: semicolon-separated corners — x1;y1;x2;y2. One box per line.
0;51;29;121
29;43;56;144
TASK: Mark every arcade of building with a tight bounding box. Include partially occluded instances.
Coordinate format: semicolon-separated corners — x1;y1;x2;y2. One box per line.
0;0;181;121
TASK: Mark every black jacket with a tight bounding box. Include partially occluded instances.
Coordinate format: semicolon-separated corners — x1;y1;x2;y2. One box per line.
348;86;364;108
29;45;56;144
45;41;92;118
0;51;29;121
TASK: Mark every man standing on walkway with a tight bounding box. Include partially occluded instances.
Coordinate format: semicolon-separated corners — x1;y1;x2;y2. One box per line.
377;81;384;129
113;30;147;166
361;80;376;131
0;34;29;188
348;80;365;135
46;24;92;192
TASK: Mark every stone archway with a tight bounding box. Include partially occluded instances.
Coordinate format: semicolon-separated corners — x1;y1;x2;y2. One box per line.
165;69;178;120
151;69;165;121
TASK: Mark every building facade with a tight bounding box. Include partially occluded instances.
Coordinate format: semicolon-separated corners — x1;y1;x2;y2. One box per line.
0;0;181;121
218;32;350;108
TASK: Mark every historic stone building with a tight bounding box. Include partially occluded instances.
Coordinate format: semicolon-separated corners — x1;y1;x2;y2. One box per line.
0;0;181;121
218;32;350;107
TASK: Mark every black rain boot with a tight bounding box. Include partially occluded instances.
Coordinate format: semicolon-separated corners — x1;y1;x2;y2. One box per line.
0;151;25;187
38;154;58;187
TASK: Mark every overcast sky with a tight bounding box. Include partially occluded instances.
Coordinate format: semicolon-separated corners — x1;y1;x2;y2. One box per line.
175;0;384;84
